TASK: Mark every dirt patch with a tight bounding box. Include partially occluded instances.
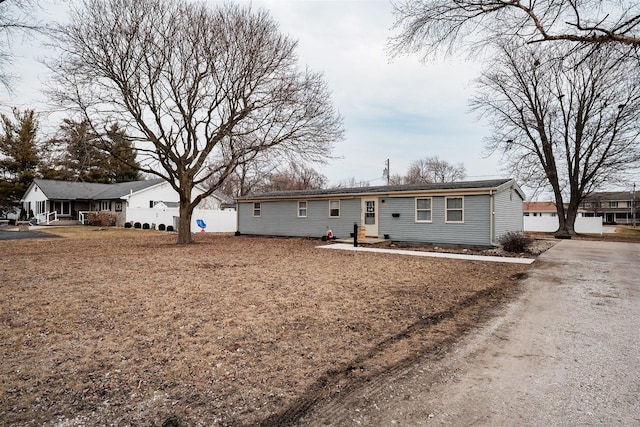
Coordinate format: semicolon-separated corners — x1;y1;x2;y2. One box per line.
1;229;534;426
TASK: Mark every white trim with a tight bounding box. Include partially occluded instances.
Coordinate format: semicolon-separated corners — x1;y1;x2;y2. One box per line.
415;197;433;223
445;196;464;223
253;202;261;217
297;200;307;218
329;200;340;218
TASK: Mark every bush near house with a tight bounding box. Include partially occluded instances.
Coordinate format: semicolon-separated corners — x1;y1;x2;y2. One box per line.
85;211;116;227
498;231;534;253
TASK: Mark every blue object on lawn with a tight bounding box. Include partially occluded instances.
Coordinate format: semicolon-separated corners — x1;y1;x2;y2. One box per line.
196;219;207;229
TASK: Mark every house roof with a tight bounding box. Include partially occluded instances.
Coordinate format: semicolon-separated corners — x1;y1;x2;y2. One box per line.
237;178;523;201
583;191;636;202
30;178;164;201
523;201;558;212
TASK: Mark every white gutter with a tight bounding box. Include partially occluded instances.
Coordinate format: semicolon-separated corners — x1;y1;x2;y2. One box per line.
489;189;495;246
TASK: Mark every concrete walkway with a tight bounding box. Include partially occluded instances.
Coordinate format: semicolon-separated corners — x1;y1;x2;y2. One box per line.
301;239;640;425
318;242;536;264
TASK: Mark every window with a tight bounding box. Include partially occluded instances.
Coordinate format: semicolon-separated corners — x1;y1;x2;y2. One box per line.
253;202;261;217
53;201;71;215
298;201;307;218
329;200;340;217
445;197;464;223
364;200;375;224
100;201;111;211
115;202;123;212
609;201;618;208
415;197;432;222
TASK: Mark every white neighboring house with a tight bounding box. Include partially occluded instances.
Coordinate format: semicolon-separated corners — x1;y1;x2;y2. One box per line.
523;201;600;233
20;178;236;232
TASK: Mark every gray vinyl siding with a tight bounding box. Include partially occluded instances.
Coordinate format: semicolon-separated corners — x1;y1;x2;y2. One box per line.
494;186;524;240
237;179;525;247
238;198;361;238
379;195;492;247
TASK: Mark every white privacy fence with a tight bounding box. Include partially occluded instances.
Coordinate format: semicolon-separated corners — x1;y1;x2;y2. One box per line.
186;209;237;233
126;207;237;233
523;216;603;234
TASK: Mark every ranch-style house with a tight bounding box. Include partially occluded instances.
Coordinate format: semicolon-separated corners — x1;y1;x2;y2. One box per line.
236;178;525;247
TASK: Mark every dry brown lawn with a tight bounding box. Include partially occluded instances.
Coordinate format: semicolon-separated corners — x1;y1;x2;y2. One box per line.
1;228;532;426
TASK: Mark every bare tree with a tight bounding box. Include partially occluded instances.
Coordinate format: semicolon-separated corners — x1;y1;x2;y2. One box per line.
218;159;326;197
331;177;371;188
217;159;274;198
0;0;42;91
48;0;343;243
391;0;640;58
257;162;327;193
404;156;466;184
472;42;640;237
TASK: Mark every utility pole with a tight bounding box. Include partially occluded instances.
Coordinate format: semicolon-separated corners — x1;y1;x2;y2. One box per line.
382;159;390;185
385;159;390;185
633;183;636;228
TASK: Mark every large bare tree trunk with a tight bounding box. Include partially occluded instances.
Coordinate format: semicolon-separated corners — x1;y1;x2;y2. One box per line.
177;186;193;244
555;213;574;239
551;189;572;239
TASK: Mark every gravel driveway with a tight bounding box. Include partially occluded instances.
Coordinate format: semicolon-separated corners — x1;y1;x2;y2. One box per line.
297;239;640;426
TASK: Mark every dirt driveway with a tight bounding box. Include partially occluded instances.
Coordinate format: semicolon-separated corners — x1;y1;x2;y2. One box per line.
297;239;640;426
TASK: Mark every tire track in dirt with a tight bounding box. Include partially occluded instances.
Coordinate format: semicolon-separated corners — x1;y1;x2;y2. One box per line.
259;278;525;427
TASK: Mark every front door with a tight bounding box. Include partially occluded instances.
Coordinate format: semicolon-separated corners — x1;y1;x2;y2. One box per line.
362;198;378;237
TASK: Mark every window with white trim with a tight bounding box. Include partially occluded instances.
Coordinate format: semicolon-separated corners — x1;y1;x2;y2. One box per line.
329;200;340;217
415;197;432;222
100;201;111;211
445;197;464;223
608;201;618;208
253;202;261;217
298;201;307;218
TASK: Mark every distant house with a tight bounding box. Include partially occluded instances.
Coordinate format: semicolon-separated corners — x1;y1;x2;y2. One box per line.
523;201;559;217
523;202;587;218
580;191;639;225
20;179;236;232
236;178;525;247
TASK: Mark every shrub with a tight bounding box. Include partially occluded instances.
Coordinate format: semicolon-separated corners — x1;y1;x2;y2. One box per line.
124;222;132;228
498;231;533;253
158;224;166;231
85;211;116;227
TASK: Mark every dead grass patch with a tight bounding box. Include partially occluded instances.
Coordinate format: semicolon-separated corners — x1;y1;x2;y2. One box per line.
1;229;531;426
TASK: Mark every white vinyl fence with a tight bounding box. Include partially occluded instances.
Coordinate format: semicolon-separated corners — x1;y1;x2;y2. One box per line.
126;207;237;233
524;216;603;234
186;209;237;233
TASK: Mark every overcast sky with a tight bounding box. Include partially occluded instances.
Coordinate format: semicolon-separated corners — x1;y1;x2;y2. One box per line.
2;0;506;187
